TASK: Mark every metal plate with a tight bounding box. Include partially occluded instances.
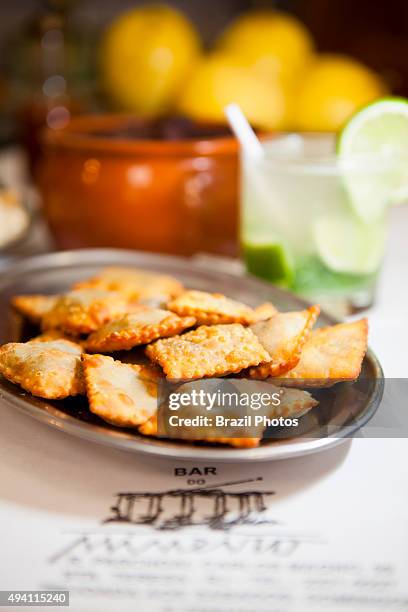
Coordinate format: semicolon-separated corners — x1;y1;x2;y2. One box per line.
0;249;383;462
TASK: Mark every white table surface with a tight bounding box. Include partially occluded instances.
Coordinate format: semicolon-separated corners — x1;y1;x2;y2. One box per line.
366;204;408;377
0;149;407;612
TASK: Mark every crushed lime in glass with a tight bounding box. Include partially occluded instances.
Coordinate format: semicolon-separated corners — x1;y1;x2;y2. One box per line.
241;98;408;312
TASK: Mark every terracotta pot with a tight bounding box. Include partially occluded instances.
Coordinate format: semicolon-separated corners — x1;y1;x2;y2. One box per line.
38;114;240;256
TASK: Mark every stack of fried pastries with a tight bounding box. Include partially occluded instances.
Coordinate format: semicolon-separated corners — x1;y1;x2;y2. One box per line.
0;266;368;448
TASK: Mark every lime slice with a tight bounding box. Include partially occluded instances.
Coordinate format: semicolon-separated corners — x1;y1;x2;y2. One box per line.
314;213;385;275
243;240;294;286
338;97;408;222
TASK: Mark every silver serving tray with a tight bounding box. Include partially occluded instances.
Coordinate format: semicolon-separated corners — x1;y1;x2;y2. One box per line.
0;249;383;462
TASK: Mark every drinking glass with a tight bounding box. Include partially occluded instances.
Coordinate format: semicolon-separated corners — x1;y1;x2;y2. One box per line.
241;134;398;314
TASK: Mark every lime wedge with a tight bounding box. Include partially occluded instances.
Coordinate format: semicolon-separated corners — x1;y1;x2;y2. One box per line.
243;240;294;285
314;213;385;275
338;97;408;222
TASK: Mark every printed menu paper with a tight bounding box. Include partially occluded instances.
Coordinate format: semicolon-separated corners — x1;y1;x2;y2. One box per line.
1;403;407;612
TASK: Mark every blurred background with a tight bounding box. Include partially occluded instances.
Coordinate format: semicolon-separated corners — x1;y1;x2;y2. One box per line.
1;0;407;144
0;0;407;265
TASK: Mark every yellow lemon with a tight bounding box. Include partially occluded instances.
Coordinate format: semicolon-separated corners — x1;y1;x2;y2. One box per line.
177;53;290;131
101;4;201;115
294;54;387;132
216;10;314;84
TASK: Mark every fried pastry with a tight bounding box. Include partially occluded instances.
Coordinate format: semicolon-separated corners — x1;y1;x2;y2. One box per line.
138;414;158;437
73;267;183;302
278;319;368;386
11;294;58;323
42;289;129;335
271;386;319;417
0;340;84;399
28;336;83;355
146;323;271;380
30;330;81;345
85;308;196;353
138;416;260;448
252;302;278;322
249;305;320;378
83;354;160;427
167;290;256;325
139;387;317;448
206;388;318;447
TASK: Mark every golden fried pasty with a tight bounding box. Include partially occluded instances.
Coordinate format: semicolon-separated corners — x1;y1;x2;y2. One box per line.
278;319;368;386
28;336;83;355
83;354;160;427
11;294;58;323
139;414;262;447
73;267;183;302
138;414;158;436
182;386;319;447
138;415;261;448
85;308;196;353
139;387;317;448
30;330;81;345
271;386;319;417
167;290;256;325
252;302;278;322
0;340;84;399
146;324;270;380
42;289;129;335
249;305;320;378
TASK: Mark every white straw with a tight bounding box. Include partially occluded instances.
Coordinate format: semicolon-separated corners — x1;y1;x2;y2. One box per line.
225;103;289;235
224;103;264;159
